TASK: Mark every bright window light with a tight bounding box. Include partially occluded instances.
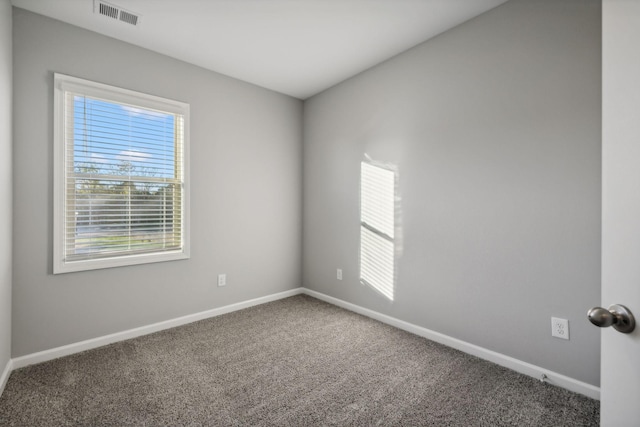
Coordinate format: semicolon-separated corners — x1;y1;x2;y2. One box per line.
53;73;190;273
360;161;396;300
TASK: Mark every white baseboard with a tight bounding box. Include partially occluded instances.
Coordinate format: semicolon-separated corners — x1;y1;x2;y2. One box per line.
302;288;600;401
11;287;304;370
6;286;599;401
0;357;12;397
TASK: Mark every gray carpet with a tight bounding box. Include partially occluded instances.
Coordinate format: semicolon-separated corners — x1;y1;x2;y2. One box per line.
0;295;599;426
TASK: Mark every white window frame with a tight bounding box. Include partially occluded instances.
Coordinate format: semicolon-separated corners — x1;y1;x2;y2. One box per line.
53;73;190;273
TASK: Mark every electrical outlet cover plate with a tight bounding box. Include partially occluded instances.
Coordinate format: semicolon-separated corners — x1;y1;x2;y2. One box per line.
217;274;226;287
551;317;569;340
337;269;343;280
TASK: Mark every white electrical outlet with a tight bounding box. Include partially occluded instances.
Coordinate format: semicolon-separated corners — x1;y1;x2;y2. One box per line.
551;317;569;340
337;269;343;280
217;274;226;287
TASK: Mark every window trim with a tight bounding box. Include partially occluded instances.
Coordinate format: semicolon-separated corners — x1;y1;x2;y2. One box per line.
53;73;190;274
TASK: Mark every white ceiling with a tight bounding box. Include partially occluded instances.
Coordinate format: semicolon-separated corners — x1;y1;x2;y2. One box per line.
11;0;509;99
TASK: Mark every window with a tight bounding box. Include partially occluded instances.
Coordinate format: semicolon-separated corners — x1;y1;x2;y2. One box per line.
360;161;396;300
54;74;189;273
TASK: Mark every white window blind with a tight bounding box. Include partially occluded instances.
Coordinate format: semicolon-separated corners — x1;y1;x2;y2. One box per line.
54;74;189;273
360;161;396;300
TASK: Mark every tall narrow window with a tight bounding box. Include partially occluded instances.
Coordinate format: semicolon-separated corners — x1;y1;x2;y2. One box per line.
54;74;189;273
360;161;396;300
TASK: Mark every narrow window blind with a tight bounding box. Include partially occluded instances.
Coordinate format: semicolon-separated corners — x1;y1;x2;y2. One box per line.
54;74;189;273
360;161;396;300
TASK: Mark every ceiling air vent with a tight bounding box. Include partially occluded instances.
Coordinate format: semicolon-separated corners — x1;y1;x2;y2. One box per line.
119;10;139;26
94;0;141;27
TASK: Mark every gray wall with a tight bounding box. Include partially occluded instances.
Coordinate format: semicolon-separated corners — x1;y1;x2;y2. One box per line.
303;0;601;385
12;8;303;357
0;0;12;375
